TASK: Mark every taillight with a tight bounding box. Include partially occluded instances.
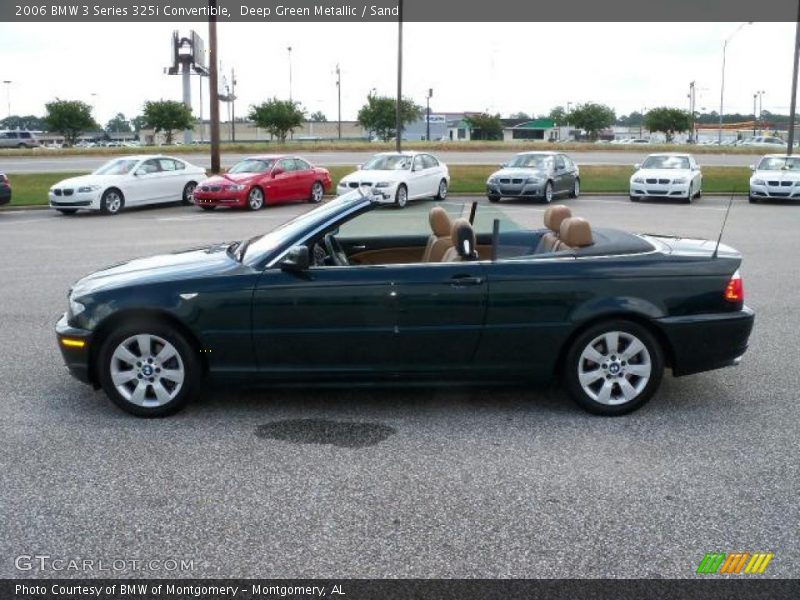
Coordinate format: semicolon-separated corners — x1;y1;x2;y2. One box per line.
724;270;743;303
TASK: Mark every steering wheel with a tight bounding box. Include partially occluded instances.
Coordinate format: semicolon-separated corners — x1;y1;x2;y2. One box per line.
324;233;349;266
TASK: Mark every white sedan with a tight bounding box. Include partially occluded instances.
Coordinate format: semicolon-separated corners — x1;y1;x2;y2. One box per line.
336;151;450;208
749;154;800;203
629;153;702;203
49;155;206;215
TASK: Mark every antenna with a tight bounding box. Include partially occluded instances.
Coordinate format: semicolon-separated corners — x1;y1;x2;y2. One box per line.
712;192;736;258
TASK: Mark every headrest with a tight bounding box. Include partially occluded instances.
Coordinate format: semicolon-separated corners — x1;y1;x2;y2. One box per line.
559;217;594;248
450;218;477;260
429;206;452;237
544;205;572;233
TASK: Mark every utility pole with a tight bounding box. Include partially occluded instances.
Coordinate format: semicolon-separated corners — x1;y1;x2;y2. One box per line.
336;64;341;139
288;46;293;101
426;88;433;141
719;22;752;144
208;0;221;173
789;3;800;155
395;0;403;152
230;67;237;143
688;81;696;142
2;81;10;119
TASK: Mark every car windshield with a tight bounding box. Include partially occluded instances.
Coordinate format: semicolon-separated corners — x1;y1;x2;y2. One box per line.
361;155;412;170
241;189;369;262
641;156;690;170
757;156;800;170
508;154;554;169
93;159;139;175
228;159;275;174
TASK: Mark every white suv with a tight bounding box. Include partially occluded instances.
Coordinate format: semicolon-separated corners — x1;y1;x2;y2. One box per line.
0;130;40;149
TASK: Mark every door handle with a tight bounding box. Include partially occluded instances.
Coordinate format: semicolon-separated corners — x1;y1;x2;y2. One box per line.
351;245;367;251
448;275;484;286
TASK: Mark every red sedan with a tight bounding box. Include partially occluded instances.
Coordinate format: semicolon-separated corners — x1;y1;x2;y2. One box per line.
193;155;331;211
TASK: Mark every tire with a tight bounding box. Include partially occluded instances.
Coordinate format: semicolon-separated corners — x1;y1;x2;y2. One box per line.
57;208;78;215
395;184;408;208
100;188;124;215
182;181;197;205
542;181;554;203
309;181;324;203
16;143;25;149
488;194;501;203
749;195;758;204
435;179;448;200
563;319;664;416
247;187;264;211
97;321;200;418
200;205;216;211
569;178;580;199
695;186;702;199
629;195;639;202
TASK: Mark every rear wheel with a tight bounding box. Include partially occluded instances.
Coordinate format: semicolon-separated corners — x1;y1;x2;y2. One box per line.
563;320;664;416
309;181;324;203
395;184;408;208
182;181;197;205
97;322;200;417
569;178;580;199
247;187;264;210
542;181;554;203
435;179;448;200
100;188;124;215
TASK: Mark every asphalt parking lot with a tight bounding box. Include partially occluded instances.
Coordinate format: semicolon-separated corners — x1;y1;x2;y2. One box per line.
0;195;797;578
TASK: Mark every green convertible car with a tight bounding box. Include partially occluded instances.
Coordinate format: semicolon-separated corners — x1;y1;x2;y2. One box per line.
56;189;754;417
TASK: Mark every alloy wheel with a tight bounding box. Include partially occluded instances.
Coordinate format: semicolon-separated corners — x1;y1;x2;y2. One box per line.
248;188;264;210
577;331;652;406
311;182;324;203
110;334;185;408
104;191;122;214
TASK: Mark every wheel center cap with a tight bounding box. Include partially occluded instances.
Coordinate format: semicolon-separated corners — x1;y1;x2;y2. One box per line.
141;365;154;377
609;363;621;374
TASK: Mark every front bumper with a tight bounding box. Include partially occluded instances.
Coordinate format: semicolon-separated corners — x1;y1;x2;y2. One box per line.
55;313;93;384
337;182;397;200
486;181;544;198
49;190;100;210
629;182;691;198
193;190;248;207
657;306;755;376
749;182;800;199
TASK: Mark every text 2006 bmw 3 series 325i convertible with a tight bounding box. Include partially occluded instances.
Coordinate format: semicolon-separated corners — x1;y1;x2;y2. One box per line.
56;189;754;417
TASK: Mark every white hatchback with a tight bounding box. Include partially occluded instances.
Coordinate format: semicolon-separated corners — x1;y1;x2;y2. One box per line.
629;153;702;203
336;152;450;208
49;155;206;215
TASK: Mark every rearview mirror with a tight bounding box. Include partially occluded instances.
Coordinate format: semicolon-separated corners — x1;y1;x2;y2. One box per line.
280;246;309;272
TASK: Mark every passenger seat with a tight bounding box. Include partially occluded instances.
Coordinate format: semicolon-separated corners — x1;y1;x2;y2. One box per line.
534;205;572;253
422;206;453;262
553;217;594;250
442;219;478;262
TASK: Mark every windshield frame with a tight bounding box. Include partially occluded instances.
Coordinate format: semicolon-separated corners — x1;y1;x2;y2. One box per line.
228;158;275;174
508;154;554;169
361;154;413;171
93;158;140;176
640;155;691;170
757;156;800;171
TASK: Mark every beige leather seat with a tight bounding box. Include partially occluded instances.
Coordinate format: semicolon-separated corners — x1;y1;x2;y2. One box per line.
442;218;478;262
534;205;572;253
553;217;594;250
422;206;453;262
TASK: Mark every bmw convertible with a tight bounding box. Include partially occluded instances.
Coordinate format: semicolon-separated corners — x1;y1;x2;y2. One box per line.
56;189;754;417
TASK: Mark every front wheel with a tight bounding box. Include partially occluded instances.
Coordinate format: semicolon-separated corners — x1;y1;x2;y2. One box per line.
395;184;408;208
309;181;324;203
542;181;554;203
100;189;124;215
749;195;759;204
247;187;264;210
182;181;197;205
57;208;78;215
200;205;216;211
97;323;200;417
488;194;501;203
563;320;664;416
435;179;448;200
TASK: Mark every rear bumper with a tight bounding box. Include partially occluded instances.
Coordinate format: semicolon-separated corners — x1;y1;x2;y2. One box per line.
657;306;755;376
55;313;93;384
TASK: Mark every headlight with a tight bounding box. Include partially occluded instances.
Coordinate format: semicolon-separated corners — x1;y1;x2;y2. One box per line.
69;297;86;318
752;179;765;185
632;177;644;183
337;181;348;187
487;177;498;184
224;184;245;191
672;178;687;184
374;182;393;188
525;177;542;184
77;185;101;193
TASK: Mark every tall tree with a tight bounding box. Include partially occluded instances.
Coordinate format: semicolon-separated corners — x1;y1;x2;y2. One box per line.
142;100;193;144
249;99;305;143
309;111;327;122
643;107;692;142
0;114;46;130
464;113;503;141
548;106;567;125
568;102;616;140
357;95;422;142
509;111;530;120
43;99;97;146
105;112;132;134
130;115;147;133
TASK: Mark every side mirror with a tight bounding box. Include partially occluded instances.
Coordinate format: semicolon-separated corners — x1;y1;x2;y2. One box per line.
749;164;756;171
280;246;310;272
500;162;508;168
633;163;641;170
272;167;285;177
356;164;363;170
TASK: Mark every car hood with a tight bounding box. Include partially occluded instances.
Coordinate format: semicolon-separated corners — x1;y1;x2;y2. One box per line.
633;169;693;179
71;243;240;297
340;169;408;183
752;169;800;180
202;172;261;185
52;174;127;188
489;167;549;179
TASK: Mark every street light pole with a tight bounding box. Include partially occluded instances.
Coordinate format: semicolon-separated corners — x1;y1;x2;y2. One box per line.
287;46;293;101
2;81;10;119
788;2;800;155
208;0;221;173
719;22;752;144
426;88;433;141
395;0;403;152
336;64;341;140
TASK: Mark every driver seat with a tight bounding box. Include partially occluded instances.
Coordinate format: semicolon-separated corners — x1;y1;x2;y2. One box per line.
442;219;478;262
534;205;572;253
422;207;453;262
